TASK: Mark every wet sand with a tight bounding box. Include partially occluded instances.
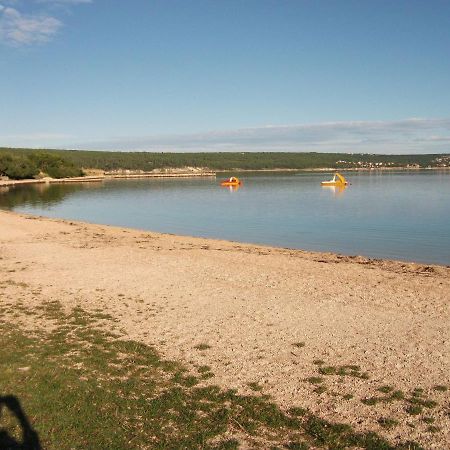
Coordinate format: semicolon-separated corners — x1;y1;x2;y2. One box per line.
1;210;449;448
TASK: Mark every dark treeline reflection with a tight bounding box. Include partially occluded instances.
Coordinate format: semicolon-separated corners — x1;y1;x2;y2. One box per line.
0;183;95;209
0;178;209;210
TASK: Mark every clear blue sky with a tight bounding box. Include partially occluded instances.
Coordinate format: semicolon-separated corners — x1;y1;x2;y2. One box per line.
1;0;450;153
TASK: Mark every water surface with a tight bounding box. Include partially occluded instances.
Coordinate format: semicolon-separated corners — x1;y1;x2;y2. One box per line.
1;171;449;265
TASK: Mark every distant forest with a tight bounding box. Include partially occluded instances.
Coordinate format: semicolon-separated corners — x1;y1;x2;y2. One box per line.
1;147;448;177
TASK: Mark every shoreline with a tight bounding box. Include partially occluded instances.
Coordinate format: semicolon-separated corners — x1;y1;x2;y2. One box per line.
1;210;449;447
3;209;450;270
218;166;450;173
2;166;449;187
3;209;450;269
0;171;216;187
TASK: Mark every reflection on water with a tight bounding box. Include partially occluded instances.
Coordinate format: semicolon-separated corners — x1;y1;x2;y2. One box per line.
321;185;348;196
1;171;450;265
0;182;96;209
222;185;241;193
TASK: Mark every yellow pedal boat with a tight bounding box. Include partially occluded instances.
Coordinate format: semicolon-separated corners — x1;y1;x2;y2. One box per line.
321;172;348;186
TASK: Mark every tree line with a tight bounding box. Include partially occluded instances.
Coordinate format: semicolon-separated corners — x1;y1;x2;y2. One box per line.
0;148;447;178
0;151;83;180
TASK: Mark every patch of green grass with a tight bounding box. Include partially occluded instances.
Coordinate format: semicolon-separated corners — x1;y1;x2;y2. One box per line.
362;389;409;407
407;397;437;409
305;377;324;385
213;438;240;449
411;388;424;397
0;279;29;288
317;364;369;379
247;382;263;392
285;442;309;450
194;343;211;350
200;372;215;380
406;405;423;416
390;390;405;401
292;342;305;348
171;371;200;387
377;418;399;429
377;385;394;394
313;386;327;394
358;372;370;380
0;302;425;450
422;417;435;424
433;385;448;392
287;407;307;417
362;397;380;406
427;425;440;433
318;365;336;375
302;415;425;450
312;359;325;366
342;394;353;400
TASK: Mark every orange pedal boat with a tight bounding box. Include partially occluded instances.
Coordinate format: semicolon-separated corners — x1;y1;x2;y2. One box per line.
220;176;242;187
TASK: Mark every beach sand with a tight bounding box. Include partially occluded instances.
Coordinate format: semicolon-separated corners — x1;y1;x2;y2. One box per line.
1;210;449;448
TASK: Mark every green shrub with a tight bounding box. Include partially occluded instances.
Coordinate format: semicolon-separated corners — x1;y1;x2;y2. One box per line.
29;152;83;179
0;153;39;179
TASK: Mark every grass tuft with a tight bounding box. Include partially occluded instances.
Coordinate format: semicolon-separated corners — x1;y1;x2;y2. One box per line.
194;343;211;351
433;385;448;392
305;377;324;385
317;364;369;379
292;342;305;348
377;385;394;394
285;442;309;450
247;382;263;392
422;417;435;424
313;386;327;394
406;405;423;416
377;417;399;429
287;407;307;417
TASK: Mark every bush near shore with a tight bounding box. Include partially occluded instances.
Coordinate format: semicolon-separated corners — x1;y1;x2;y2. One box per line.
0;151;83;180
1;147;449;173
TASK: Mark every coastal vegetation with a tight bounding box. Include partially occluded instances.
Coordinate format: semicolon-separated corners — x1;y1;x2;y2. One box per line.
0;298;426;450
0;153;39;180
0;150;83;180
1;147;449;175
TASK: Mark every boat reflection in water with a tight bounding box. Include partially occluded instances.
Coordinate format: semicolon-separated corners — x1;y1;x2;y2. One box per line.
225;184;241;193
321;184;347;196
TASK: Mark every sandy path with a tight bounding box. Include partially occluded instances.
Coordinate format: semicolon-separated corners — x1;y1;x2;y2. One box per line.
1;210;449;448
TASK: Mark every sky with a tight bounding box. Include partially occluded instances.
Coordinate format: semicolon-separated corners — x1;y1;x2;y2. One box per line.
1;0;450;154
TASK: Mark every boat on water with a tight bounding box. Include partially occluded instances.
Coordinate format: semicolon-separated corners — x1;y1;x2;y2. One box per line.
321;172;349;186
220;176;242;187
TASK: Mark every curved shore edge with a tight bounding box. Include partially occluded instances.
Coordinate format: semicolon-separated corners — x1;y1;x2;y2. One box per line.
0;171;217;187
1;209;449;447
2;166;449;187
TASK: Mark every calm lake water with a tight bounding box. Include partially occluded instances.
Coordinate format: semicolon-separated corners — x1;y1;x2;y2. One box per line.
1;171;450;265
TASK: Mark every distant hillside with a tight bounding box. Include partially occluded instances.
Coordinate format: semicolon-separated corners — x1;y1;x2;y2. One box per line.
1;148;449;173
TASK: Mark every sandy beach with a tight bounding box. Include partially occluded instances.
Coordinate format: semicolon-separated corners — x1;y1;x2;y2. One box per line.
1;210;449;448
